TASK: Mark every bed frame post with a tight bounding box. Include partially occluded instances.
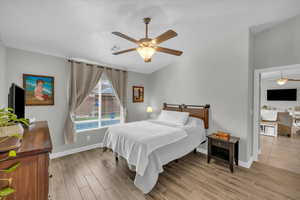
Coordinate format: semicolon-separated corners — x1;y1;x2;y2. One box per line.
114;153;119;162
194;149;197;154
163;102;167;109
181;104;185;111
204;104;210;129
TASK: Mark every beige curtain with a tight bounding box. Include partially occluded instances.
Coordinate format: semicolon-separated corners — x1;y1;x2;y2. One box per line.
105;68;128;122
64;62;104;144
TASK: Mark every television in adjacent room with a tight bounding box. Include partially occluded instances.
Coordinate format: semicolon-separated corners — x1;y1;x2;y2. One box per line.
8;83;25;118
267;88;297;101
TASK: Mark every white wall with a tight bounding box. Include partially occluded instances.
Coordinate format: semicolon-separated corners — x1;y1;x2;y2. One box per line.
148;22;251;162
127;72;149;122
254;15;300;69
0;42;6;107
5;47;149;153
261;79;300;111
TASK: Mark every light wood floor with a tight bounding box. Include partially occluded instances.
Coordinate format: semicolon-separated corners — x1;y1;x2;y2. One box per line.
49;149;300;200
259;133;300;174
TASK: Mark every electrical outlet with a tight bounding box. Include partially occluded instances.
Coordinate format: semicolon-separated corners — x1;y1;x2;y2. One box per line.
87;135;91;141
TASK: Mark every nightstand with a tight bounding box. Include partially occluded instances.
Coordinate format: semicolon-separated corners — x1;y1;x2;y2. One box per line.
207;134;240;173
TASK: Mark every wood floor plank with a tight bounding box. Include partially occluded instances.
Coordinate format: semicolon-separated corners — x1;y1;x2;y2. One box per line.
50;158;70;200
59;159;83;200
79;186;97;200
50;149;300;200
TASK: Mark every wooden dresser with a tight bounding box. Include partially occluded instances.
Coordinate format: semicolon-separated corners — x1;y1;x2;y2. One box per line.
0;121;52;200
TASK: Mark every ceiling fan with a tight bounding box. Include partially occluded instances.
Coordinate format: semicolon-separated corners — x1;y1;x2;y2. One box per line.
277;73;300;85
112;17;183;62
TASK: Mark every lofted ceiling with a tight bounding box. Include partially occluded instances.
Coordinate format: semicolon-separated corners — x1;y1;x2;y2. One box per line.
0;0;300;73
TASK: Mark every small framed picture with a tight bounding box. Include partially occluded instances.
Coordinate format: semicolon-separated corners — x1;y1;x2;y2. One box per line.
133;86;144;103
23;74;55;106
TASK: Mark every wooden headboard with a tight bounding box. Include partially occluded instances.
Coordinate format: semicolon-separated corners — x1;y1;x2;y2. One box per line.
163;103;210;129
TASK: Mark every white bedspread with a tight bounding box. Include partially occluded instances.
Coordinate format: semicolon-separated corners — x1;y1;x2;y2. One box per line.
102;120;188;176
102;120;206;193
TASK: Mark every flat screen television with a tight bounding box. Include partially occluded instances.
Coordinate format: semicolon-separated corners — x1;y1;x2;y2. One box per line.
267;89;297;101
8;83;25;118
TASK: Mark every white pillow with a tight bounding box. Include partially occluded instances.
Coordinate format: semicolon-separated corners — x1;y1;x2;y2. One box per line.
157;110;189;126
186;117;204;129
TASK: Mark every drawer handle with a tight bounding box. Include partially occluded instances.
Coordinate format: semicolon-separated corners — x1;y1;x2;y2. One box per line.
0;162;20;174
0;187;15;198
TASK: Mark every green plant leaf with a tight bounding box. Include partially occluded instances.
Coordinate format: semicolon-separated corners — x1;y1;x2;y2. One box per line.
8;150;16;157
10;134;23;139
0;107;29;127
0;162;20;173
0;187;15;197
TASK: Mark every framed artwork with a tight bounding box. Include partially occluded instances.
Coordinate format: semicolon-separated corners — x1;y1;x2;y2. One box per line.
23;74;55;106
133;86;144;103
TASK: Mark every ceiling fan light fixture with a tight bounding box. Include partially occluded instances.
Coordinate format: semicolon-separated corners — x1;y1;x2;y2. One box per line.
137;47;156;62
277;78;288;85
112;17;182;62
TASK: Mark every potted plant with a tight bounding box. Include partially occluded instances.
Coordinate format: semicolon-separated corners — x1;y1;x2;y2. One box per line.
0;108;29;138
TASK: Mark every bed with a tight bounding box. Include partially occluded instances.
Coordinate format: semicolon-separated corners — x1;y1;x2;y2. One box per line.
102;103;210;193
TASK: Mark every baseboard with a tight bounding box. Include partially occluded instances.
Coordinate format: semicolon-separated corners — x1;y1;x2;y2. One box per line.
238;156;253;168
196;148;253;168
196;147;208;154
50;143;103;159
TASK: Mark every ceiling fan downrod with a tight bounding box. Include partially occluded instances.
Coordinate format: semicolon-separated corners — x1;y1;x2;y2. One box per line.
144;17;151;39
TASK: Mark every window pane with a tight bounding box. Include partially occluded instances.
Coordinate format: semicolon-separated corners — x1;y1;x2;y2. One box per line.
74;76;121;132
101;79;121;126
75;86;99;121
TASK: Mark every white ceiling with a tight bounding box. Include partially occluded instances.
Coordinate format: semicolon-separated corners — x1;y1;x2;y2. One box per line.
250;18;291;34
0;0;300;73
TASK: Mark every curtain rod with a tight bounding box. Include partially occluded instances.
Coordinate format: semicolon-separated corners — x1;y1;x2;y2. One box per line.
67;59;127;72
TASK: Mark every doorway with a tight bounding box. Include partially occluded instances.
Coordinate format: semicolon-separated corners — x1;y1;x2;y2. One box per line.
253;64;300;174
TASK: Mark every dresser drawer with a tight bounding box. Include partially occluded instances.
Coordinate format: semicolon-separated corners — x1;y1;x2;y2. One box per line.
211;139;229;149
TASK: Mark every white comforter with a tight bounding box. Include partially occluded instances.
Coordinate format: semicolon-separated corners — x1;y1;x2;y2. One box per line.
102;120;189;193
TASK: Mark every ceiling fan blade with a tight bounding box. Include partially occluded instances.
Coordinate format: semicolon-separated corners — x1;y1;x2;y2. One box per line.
288;79;300;81
112;32;139;44
153;30;178;44
156;46;183;56
112;48;136;55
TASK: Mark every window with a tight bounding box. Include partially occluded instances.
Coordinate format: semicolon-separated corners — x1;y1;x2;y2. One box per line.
74;76;122;132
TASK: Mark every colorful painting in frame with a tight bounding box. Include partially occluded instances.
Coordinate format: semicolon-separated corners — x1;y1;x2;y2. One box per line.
23;74;55;106
133;86;144;103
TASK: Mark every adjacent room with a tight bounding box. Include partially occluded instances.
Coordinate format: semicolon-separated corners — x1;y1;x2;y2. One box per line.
0;1;300;200
258;68;300;173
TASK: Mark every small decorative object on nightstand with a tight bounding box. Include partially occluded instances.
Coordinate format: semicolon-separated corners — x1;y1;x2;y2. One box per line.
207;133;240;173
